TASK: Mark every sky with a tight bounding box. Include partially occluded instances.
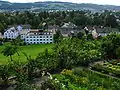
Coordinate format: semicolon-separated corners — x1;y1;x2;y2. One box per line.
3;0;120;6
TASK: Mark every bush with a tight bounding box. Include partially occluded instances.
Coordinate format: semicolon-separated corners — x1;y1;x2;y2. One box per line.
115;47;120;59
54;38;101;69
101;33;120;59
15;83;39;90
0;64;12;85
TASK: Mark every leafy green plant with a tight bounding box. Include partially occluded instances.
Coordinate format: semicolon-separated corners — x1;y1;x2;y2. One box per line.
0;64;11;85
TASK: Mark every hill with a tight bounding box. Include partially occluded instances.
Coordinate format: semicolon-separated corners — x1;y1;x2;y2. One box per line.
0;1;120;12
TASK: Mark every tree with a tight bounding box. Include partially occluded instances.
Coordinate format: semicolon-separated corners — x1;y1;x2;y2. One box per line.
101;33;120;59
11;35;25;46
0;22;5;34
104;15;118;28
53;30;63;43
73;15;88;26
1;45;19;61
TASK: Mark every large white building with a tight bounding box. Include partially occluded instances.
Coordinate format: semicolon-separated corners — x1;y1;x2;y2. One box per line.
21;29;53;44
3;24;53;44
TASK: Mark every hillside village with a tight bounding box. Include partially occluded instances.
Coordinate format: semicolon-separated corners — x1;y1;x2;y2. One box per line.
1;10;120;90
1;21;120;45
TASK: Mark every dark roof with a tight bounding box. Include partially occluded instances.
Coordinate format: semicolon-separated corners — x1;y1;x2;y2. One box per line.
48;25;59;29
84;26;119;33
96;27;119;33
8;24;31;29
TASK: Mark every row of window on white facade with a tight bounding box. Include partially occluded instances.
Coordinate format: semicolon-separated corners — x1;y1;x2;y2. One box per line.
27;42;52;44
25;35;53;38
25;39;53;41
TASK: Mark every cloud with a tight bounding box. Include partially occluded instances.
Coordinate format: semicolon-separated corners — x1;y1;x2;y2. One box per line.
6;0;120;5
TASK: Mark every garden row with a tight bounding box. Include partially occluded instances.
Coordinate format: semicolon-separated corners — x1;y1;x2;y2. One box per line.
44;68;120;90
91;60;120;78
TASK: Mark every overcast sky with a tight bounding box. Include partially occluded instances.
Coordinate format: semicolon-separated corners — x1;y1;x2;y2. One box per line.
3;0;120;6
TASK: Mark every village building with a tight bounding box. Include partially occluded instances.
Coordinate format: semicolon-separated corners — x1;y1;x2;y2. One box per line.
84;26;120;37
4;27;19;39
3;24;54;44
22;29;53;44
4;24;31;39
60;22;79;36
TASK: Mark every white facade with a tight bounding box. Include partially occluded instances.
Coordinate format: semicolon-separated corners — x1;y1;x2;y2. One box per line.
17;25;23;32
21;30;53;44
4;27;19;39
4;25;30;39
3;25;53;44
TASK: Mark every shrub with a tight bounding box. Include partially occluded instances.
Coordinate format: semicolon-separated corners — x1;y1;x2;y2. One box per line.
0;64;11;85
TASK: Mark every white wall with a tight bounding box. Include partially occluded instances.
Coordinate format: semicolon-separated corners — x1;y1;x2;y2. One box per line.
4;29;19;39
24;35;53;44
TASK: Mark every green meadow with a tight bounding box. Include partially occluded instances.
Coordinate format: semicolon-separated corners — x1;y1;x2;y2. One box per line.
0;44;54;64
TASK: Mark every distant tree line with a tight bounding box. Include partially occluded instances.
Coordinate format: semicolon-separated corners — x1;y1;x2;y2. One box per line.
0;10;120;34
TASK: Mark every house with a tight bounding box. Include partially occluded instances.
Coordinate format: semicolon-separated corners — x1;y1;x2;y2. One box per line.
95;26;119;36
21;29;53;44
17;25;23;32
60;22;79;36
4;24;31;39
92;28;98;39
4;27;19;39
84;26;120;37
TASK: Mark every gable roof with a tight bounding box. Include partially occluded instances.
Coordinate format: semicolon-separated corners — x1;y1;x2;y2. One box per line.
61;22;77;28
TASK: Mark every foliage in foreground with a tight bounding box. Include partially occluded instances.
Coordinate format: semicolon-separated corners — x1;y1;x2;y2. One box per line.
48;68;120;90
54;38;101;68
1;33;120;89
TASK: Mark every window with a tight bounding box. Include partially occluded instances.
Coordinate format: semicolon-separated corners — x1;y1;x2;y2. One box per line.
40;39;42;41
50;36;52;38
50;39;52;41
37;39;39;41
47;39;48;41
34;39;35;41
40;36;42;38
47;36;48;38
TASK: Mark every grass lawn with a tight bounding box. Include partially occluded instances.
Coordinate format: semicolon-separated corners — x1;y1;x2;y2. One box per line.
0;44;54;64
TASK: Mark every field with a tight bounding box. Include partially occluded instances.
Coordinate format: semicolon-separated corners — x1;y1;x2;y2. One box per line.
0;44;54;64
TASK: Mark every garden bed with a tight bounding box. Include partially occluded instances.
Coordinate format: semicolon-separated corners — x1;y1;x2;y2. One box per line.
91;60;120;78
